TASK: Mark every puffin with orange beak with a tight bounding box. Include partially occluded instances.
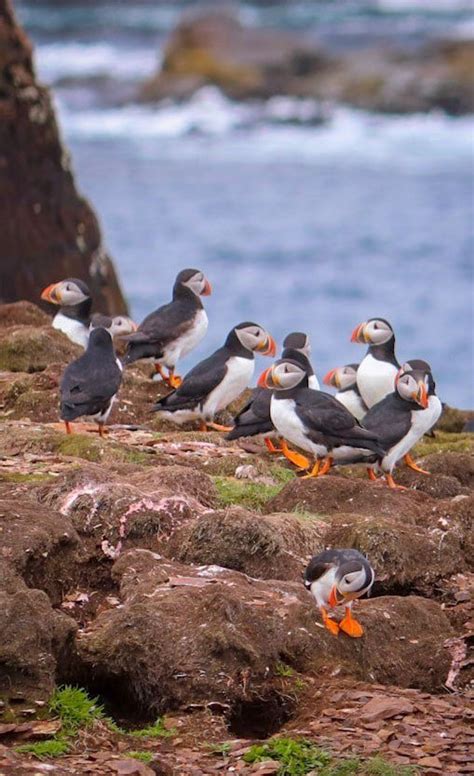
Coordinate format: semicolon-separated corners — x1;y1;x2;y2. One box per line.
363;365;432;487
122;268;212;388
323;363;368;421
41;278;93;348
351;318;400;409
227;332;319;468
260;359;384;478
152;322;276;431
304;549;374;638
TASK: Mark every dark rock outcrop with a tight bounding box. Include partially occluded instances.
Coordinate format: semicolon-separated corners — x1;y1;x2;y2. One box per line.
0;0;127;313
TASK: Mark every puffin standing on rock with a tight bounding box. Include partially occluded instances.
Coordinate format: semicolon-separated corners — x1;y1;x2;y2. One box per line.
41;278;93;348
351;318;400;408
122;268;211;388
363;365;434;487
227;331;319;467
152;322;276;431
259;359;385;477
59;316;123;437
304;549;374;637
323;363;368;421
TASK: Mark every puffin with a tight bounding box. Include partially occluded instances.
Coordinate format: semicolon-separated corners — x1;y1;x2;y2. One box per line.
259;359;385;478
152;322;276;431
59;315;123;436
122;268;211;387
304;549;374;637
351;318;400;408
396;358;442;473
323;363;368;421
227;331;318;468
41;278;93;348
363;365;432;487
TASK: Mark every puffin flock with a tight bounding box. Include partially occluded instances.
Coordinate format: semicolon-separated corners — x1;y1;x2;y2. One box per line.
40;268;443;637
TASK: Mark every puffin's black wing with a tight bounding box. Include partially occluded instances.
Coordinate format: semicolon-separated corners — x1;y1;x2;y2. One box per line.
123;299;194;363
60;356;122;419
153;348;228;412
362;395;413;450
296;389;384;454
304;549;341;588
227;387;273;440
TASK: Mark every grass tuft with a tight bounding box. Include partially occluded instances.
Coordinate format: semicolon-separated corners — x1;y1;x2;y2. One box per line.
213;476;282;511
208;741;232;756
49;685;104;734
16;739;70;759
275;661;295;677
129;716;176;738
127;751;153;763
243;737;331;775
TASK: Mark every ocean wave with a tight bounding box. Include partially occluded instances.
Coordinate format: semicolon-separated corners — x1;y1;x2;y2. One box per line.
56;87;474;169
35;41;159;83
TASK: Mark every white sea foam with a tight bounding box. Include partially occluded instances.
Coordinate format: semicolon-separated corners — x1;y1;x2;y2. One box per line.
35;41;159;82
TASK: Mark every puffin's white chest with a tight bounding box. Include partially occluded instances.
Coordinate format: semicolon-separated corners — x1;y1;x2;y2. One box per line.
335;389;367;421
424;395;442;431
308;374;320;390
357;354;398;408
382;407;431;473
270;396;327;458
53;312;89;348
309;567;338;608
162;309;208;366
202;356;254;418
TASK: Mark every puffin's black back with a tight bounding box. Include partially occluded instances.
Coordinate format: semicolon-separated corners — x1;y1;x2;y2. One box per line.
362;392;418;450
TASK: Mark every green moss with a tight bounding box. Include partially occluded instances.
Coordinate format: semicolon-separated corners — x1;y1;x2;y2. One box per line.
16;738;70;758
207;742;232;756
213;476;283;511
243;738;331;775
56;434;103;462
269;465;295;484
127;751;153;763
275;661;295;677
129;716;176;739
320;757;418;775
0;471;53;484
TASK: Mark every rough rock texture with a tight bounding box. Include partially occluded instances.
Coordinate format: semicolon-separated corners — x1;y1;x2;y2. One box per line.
141;10;474;114
0;1;127;313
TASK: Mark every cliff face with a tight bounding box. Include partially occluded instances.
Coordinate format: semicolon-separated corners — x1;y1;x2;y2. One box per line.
0;0;127;314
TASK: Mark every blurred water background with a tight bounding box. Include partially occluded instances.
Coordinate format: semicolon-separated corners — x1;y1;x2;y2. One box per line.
16;0;474;406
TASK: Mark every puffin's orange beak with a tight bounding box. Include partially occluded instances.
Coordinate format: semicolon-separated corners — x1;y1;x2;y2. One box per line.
258;367;273;388
259;335;277;357
351;322;368;344
415;381;428;409
328;585;339;608
41;282;61;304
201;279;212;296
323;368;339;388
129;319;139;332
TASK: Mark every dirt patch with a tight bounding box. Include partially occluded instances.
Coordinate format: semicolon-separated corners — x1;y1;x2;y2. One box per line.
0;301;50;328
0;326;81;373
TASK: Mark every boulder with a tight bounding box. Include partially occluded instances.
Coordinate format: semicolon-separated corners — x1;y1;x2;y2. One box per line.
0;301;49;328
0;0;127;313
0;325;81;373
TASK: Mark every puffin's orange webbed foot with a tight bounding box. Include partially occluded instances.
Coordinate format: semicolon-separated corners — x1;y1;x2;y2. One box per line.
404;453;430;475
207;422;233;432
301;460;321;479
198;420;208;432
280;440;310;470
321;607;339;637
339;607;364;638
264;437;282;454
318;456;333;476
385;473;407;490
367;467;378;481
64;421;73;435
167;374;182;389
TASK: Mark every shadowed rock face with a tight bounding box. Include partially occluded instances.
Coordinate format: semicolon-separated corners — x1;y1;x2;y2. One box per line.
0;0;127;314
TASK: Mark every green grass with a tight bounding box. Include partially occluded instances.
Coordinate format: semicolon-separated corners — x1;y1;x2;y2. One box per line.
243;738;331;775
0;471;53;484
16;739;70;759
320;757;418;776
275;661;295;677
208;742;232;756
213;476;282;510
127;751;153;763
129;716;176;739
48;685;105;734
413;431;473;457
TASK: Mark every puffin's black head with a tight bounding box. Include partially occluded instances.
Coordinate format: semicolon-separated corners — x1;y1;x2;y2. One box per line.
258;358;307;391
88;326;114;349
395;367;429;408
226;322;276;356
323;363;358;390
41;278;91;306
174;269;212;298
400;359;436;395
282;332;310;357
351;318;394;346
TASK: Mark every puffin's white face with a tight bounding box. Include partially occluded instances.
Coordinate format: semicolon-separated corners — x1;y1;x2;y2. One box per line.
351;319;394;346
324;364;357;390
337;568;367;598
41;279;90;306
235;325;276;356
267;360;306;390
183;271;212;297
108;316;138;337
396;371;429;408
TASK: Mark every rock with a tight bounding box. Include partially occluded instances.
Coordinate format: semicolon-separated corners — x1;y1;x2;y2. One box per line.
0;325;81;373
0;301;49;328
420;452;474;489
264;475;432;521
167;507;326;581
359;695;414;722
0;0;127;313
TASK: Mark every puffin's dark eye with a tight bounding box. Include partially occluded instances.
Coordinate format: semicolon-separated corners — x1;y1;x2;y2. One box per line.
373;323;378;329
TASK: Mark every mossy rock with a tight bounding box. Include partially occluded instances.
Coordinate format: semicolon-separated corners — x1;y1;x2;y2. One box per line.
0;326;80;373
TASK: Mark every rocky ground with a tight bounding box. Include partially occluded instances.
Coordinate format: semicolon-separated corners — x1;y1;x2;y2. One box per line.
0;302;473;775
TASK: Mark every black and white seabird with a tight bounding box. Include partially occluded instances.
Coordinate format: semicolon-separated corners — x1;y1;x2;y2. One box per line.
227;332;319;467
41;278;93;348
259;359;385;478
122;268;211;387
351;318;400;409
152;322;276;431
304;549;374;638
323;363;368;421
363;365;432;487
60;316;123;436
